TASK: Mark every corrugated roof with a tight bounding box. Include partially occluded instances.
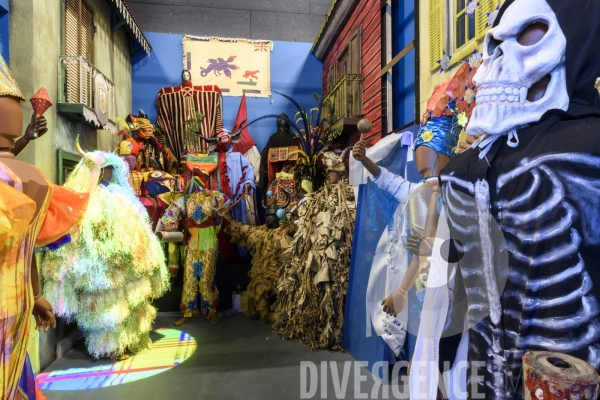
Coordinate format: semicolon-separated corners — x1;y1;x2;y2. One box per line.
312;0;340;52
107;0;152;55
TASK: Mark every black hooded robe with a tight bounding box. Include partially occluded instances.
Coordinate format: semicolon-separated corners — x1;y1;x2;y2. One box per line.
438;0;600;398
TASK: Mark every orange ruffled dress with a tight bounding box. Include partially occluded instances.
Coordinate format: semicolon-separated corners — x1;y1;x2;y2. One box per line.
0;161;88;400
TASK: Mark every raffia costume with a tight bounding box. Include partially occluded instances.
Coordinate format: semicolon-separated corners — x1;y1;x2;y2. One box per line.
272;180;356;350
41;151;169;359
228;220;294;322
160;188;230;316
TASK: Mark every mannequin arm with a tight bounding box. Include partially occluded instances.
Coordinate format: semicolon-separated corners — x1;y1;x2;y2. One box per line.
11;115;48;156
30;256;57;331
381;185;441;316
352;139;381;177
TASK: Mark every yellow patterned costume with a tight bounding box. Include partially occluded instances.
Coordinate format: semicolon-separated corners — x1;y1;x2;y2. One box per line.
0;163;49;399
161;190;230;316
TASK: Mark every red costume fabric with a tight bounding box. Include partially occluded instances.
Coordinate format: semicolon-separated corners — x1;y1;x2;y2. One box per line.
155;82;223;160
232;94;256;155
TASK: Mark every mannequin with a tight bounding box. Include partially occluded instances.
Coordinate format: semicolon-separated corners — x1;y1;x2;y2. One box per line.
358;62;477;361
354;137;450;315
258;113;298;189
41;144;169;360
411;1;600;398
0;58;55;399
194;128;256;260
159;178;231;326
272;153;356;350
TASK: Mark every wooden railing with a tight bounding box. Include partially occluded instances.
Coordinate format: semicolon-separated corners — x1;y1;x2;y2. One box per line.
322;73;363;124
58;55;116;131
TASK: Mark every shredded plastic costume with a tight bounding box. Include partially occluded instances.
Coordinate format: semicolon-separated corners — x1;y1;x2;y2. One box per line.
272;181;356;350
41;151;169;359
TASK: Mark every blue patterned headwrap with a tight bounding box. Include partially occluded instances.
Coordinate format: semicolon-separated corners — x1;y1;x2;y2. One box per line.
413;116;460;158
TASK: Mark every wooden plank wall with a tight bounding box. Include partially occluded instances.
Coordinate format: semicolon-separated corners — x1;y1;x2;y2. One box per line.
322;0;382;146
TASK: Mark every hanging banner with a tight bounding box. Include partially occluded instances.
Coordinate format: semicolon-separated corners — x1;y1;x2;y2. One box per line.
182;35;273;98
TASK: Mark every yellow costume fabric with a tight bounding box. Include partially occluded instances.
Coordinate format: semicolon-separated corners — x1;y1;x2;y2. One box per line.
0;163;51;399
228;221;293;322
161;190;230;317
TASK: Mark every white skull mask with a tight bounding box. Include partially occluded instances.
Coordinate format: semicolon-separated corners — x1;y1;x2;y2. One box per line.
467;0;569;137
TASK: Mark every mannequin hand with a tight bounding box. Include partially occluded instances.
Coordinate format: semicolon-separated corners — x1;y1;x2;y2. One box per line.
24;114;48;141
406;232;434;256
381;288;408;317
352;140;367;161
406;234;420;255
32;295;56;332
244;183;251;195
457;135;480;154
223;212;232;222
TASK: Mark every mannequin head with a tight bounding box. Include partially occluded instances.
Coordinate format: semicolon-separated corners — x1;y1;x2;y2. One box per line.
123;155;137;171
100;165;114;184
182;69;192;83
0;96;24;150
328;170;341;183
277;113;290;134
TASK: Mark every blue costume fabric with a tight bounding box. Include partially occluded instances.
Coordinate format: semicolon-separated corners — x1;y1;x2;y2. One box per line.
225;147;256;258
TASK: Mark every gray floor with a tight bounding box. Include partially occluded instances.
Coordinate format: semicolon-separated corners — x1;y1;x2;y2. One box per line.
41;312;406;400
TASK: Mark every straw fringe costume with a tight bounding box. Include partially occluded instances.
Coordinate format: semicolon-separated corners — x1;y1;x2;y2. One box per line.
272;181;355;350
41;152;169;359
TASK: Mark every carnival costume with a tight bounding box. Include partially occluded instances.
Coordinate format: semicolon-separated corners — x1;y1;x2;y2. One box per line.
160;179;230;318
228;192;293;322
0;50;88;398
41;148;169;359
272;155;356;350
411;0;600;398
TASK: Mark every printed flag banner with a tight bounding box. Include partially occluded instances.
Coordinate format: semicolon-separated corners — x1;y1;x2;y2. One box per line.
182;35;272;98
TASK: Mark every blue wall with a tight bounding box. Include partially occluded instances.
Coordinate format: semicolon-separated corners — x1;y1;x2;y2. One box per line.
132;32;322;152
392;0;416;128
0;0;9;65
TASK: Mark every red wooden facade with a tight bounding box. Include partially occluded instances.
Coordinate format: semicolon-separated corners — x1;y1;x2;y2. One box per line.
321;0;382;146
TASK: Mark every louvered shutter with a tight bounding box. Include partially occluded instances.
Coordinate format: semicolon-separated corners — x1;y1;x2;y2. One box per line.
476;0;497;40
429;0;444;72
64;0;94;105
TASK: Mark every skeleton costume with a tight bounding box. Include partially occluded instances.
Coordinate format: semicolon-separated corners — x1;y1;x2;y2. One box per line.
410;0;600;398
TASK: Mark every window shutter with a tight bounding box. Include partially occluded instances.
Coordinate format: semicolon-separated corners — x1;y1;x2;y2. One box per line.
476;0;496;39
348;27;361;75
81;3;94;64
64;0;94;106
429;0;444;72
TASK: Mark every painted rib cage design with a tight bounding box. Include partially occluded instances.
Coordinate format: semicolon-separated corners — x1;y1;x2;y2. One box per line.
440;153;600;400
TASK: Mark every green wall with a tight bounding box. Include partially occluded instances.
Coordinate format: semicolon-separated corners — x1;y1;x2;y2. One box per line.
8;0;135;371
9;0;132;183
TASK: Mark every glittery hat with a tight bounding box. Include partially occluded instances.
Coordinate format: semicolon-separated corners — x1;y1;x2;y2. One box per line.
0;53;25;101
